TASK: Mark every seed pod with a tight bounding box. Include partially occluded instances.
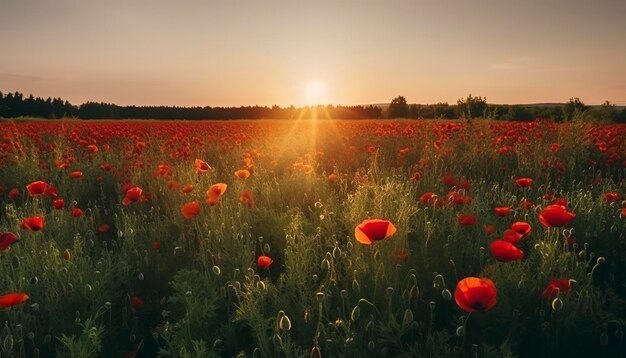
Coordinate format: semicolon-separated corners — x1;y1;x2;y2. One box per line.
212;265;221;276
456;325;466;337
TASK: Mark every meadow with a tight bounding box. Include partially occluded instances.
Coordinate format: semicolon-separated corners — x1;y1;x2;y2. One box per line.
0;118;625;357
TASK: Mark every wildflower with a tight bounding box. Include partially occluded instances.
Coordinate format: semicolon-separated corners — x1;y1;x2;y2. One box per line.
52;198;65;209
502;229;524;244
354;219;397;245
26;181;47;196
69;171;83;179
490;240;524;261
71;207;84;218
206;183;227;206
328;173;337;184
195;159;212;174
96;223;110;233
235;169;250;180
122;186;143;206
0;232;19;252
20;216;45;232
494;207;511;217
130;296;144;308
515;178;533;187
181;201;201;219
510;221;532;237
543;278;571;299
483;224;496;236
539;205;576;228
258;255;273;270
8;188;20;200
458;214;477;226
239;190;254;208
454;277;497;312
181;184;194;194
0;293;29;308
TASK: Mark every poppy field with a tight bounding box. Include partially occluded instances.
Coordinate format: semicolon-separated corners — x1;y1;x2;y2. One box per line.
0;118;625;357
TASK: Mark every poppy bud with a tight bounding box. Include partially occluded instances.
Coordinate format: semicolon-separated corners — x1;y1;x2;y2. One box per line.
351;305;360;321
456;325;466;337
442;289;452;301
551;297;563;311
63;249;71;261
278;314;292;332
402;309;414;325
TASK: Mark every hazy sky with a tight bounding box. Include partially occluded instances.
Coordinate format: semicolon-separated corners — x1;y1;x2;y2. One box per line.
1;0;625;106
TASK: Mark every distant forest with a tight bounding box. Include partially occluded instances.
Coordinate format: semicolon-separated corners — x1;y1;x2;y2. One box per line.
1;90;625;122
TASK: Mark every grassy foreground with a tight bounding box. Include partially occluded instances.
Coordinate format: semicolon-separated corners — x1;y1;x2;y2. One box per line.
0;119;625;357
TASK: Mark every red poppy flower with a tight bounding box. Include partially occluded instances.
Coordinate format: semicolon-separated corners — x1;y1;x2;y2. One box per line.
181;184;194;194
0;292;29;308
239;190;254;209
151;241;161;250
302;164;314;174
510;221;532;237
122;186;143;206
458;214;477;226
235;169;250;180
419;192;437;205
0;232;19;252
327;174;337;184
71;207;84;218
539;205;576;228
515;178;533;188
52;198;65;209
354;219;397;245
441;174;456;187
550;143;561;152
87;144;98;152
258;255;273;270
206;183;227;206
181;201;201;219
20;216;45;232
543;278;571;299
603;192;620;202
26;181;47;196
130;296;144;308
43;184;58;197
194;159;212;174
501;229;524;244
459;179;471;190
96;223;110;233
8;188;20;200
100;163;112;171
483;224;496;236
494;207;511;217
454;277;497;312
69;171;83;179
490;240;524;261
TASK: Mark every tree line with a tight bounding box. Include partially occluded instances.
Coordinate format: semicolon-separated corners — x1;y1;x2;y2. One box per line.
388;95;626;122
0;91;381;120
1;89;624;122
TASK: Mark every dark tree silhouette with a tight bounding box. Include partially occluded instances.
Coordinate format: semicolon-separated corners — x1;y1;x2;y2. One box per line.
387;96;409;118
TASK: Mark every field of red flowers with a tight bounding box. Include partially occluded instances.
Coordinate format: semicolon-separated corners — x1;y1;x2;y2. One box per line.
1;119;625;357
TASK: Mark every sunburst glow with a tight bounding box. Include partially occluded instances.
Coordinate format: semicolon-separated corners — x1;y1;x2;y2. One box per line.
304;80;327;105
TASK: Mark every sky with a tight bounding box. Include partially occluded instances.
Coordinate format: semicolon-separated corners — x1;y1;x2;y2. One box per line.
1;0;625;107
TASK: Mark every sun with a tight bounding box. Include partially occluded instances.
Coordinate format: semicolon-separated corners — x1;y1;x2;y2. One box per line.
304;80;327;105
